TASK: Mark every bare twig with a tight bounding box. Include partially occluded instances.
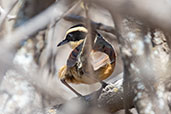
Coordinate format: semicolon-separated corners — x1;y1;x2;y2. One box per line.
0;6;16;21
64;14;116;35
50;0;83;28
0;0;18;28
81;0;94;75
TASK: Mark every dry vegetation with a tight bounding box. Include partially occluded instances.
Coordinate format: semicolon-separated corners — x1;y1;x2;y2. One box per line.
0;0;171;114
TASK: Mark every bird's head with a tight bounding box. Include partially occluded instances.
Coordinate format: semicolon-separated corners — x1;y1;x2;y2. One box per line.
57;24;88;49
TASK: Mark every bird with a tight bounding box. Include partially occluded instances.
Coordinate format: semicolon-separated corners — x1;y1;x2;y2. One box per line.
57;24;116;96
57;24;87;49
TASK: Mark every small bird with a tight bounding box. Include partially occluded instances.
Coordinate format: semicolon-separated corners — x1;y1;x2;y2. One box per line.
57;24;116;96
57;24;87;49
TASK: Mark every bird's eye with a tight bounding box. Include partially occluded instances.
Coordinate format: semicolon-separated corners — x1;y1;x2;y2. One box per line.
103;45;105;49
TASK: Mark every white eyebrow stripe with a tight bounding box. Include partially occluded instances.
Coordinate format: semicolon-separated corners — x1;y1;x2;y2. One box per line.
66;26;88;35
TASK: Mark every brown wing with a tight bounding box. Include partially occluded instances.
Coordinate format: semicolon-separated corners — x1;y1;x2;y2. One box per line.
93;32;116;64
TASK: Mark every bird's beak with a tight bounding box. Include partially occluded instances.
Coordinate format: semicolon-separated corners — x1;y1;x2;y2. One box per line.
57;39;69;47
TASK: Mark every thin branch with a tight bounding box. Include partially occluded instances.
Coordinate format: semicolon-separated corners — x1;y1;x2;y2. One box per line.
81;1;94;76
64;14;116;35
0;0;18;28
0;6;16;21
50;0;83;28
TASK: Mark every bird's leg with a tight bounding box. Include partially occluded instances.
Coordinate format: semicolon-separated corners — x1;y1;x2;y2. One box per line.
61;79;83;97
96;81;108;96
91;81;108;99
100;81;108;89
94;81;108;98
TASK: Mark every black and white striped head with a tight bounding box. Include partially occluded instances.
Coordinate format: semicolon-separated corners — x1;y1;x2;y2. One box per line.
57;24;88;47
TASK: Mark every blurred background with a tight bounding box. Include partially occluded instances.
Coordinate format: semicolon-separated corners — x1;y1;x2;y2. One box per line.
0;0;123;113
1;0;170;113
